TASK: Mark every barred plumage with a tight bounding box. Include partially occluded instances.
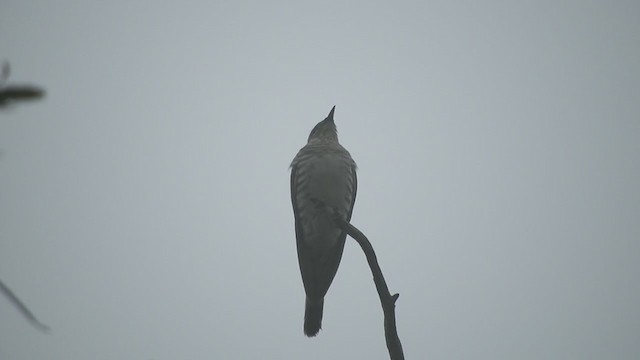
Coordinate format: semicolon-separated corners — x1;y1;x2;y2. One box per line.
290;107;357;337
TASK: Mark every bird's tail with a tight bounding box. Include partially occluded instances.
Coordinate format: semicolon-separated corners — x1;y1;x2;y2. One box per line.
304;297;324;337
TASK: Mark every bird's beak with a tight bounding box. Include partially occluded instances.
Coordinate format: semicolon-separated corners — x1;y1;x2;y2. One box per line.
327;106;335;122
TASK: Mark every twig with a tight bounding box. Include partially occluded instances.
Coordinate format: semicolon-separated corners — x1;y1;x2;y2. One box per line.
0;278;50;332
334;217;404;360
1;60;10;86
0;86;46;108
0;61;46;108
0;60;49;333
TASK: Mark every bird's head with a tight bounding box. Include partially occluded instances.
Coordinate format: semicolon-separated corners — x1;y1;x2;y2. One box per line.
307;106;338;143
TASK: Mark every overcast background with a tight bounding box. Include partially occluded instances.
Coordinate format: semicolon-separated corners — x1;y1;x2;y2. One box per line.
1;1;639;359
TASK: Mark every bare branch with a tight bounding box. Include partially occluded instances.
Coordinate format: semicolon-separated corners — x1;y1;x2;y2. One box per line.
334;217;404;360
0;86;46;108
0;60;10;86
0;61;46;108
0;279;50;332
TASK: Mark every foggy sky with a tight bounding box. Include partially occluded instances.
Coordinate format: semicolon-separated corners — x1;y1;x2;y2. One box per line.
1;1;639;359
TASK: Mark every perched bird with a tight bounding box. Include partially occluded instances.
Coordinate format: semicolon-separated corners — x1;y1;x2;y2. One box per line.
290;106;357;337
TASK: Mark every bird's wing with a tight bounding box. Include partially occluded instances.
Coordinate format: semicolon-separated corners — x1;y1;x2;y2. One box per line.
291;160;357;299
346;165;357;222
290;163;305;250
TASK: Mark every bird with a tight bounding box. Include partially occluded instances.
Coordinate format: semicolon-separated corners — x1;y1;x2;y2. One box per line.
290;106;357;337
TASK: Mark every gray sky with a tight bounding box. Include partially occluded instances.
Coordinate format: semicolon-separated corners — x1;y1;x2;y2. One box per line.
1;1;639;359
